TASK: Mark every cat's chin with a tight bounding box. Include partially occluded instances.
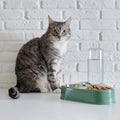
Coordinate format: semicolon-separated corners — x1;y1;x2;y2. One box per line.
52;35;70;42
60;36;70;42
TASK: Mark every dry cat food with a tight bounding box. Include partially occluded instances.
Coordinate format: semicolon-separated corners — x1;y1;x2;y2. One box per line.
88;85;112;90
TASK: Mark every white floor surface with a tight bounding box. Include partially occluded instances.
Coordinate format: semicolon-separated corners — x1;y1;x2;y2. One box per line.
0;89;120;120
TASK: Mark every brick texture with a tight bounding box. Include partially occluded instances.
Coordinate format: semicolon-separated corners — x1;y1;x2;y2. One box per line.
26;10;61;19
0;0;119;88
0;32;25;41
0;10;24;20
0;21;3;30
41;0;76;9
5;20;41;30
101;31;120;41
4;0;40;9
102;10;120;19
77;0;115;9
63;10;100;19
81;20;116;30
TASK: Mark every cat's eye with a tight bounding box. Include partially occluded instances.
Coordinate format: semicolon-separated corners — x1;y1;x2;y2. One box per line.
63;30;66;33
53;28;57;33
54;29;57;32
53;28;58;36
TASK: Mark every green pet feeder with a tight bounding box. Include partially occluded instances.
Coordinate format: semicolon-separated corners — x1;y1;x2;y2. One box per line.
60;48;115;105
60;82;115;105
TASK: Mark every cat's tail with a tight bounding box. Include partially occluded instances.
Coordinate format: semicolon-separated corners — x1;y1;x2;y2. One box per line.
8;86;20;99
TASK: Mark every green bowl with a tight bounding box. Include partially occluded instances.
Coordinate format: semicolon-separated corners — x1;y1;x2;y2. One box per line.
60;82;115;105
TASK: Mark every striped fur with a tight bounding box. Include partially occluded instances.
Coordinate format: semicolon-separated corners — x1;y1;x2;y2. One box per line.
8;16;71;99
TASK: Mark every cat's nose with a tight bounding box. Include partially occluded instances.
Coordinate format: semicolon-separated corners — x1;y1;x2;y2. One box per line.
58;36;61;39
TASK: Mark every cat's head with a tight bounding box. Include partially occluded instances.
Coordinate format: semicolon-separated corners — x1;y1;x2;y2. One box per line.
47;15;72;41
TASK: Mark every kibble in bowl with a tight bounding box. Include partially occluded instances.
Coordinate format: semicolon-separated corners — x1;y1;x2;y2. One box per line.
88;85;112;90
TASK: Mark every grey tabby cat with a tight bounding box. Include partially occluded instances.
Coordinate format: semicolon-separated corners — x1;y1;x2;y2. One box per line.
8;16;72;99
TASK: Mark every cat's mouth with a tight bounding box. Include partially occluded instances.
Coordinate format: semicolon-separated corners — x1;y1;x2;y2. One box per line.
58;36;61;40
55;35;70;41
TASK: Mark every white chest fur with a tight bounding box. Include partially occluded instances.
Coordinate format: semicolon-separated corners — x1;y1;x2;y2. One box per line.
54;39;68;56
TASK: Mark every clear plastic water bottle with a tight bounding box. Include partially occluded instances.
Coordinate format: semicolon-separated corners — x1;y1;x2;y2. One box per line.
88;48;104;85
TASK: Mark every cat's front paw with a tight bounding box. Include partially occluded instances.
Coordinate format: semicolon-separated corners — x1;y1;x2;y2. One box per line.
53;88;61;93
40;88;49;93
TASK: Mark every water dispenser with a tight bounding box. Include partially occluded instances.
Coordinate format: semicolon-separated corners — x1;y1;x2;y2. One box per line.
88;48;104;85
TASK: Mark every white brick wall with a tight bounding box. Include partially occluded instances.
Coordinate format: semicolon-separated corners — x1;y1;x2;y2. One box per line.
77;0;115;9
0;32;25;41
0;0;120;88
5;20;41;30
81;20;116;30
0;10;24;20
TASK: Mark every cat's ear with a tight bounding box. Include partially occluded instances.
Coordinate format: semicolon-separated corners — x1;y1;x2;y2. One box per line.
65;17;72;27
48;15;54;25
